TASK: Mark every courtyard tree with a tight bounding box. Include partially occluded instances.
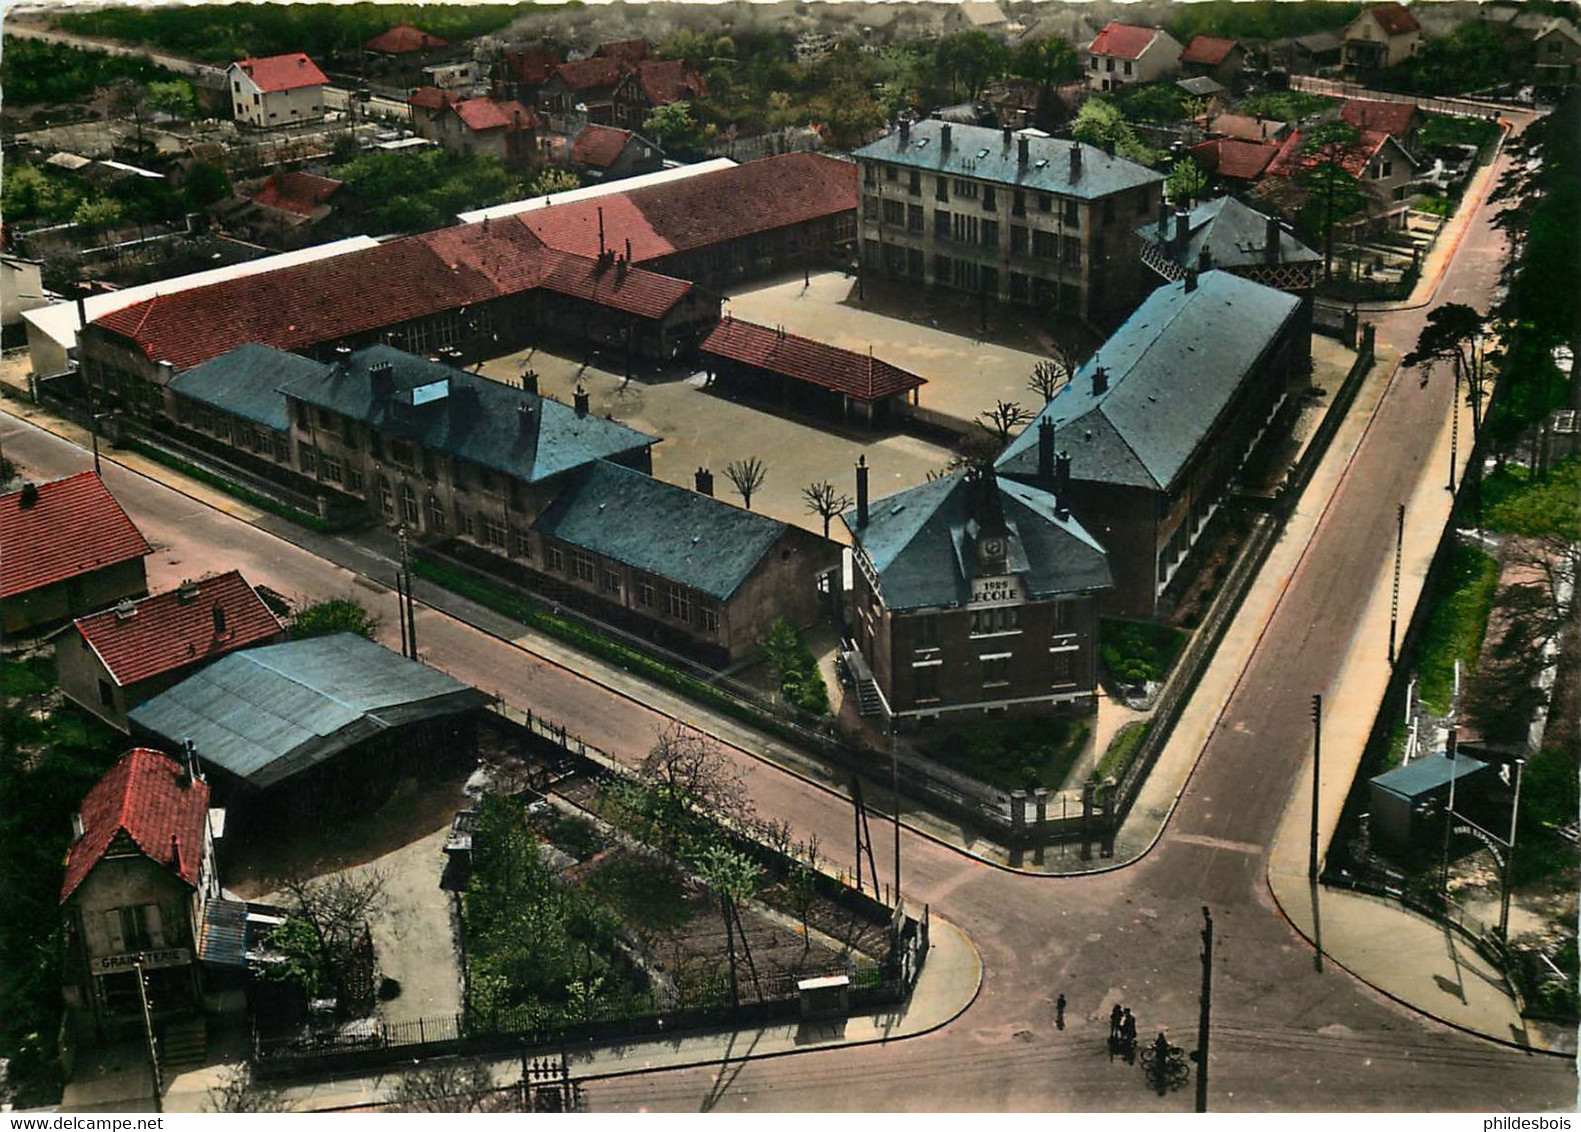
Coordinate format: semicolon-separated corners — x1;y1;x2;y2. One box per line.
1165;157;1208;208
147;78;198;121
529;166;581;197
290;597;378;640
1296;121;1368;282
694;841;763;1006
802;480;853;537
933;31;1009;101
643;101;705;151
979;399;1032;449
724;456;767;510
273;867;387;1006
639;723;754;848
1027;346;1077;405
1403;303;1492;438
1009;35;1081;89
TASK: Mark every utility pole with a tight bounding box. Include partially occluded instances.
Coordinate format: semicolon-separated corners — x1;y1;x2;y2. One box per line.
398;524;417;659
1309;693;1322;883
395;564;409;658
1389;503;1404;665
1194;906;1212;1114
891;726;901;905
1498;758;1525;940
1448;362;1460;493
134;959;162;1113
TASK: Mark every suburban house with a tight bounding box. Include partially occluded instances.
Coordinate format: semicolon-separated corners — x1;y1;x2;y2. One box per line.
1271;31;1344;73
425;97;540;169
1208;112;1289;145
240;171;342;244
1179;36;1247;84
942;2;1010;38
539;55;630;128
130;633;489;822
1340;98;1421;146
851;120;1165;329
59;748;222;1040
571;125;664;182
595;39;649;66
366;22;451;87
1261;125;1418;230
408;85;462;133
841;464;1111;728
1186;137;1281;185
997;271;1304;617
1085;22;1183;92
1532;18;1581;85
226;53;327;129
528;460;841;663
612;60;708;133
498;46;561;103
1342;3;1423;71
700;316;926;429
57;571;285;733
1;472;151;635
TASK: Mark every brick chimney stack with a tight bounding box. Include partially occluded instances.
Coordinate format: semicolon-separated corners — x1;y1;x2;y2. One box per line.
1092;364;1108;396
694;467;714;496
1054;451;1072;520
941;123;952;153
1037;417;1055;485
1018;136;1030;167
573;385;589;416
855;455;869;529
1070;144;1082;177
1265;215;1281;263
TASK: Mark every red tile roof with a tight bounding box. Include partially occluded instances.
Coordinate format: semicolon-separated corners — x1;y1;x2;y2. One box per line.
366;23;448;54
452;98;538;133
409;85;462;112
1;472;150;600
551;56;628;93
521;153;857;264
572;125;635;168
1366;3;1421;36
74;571;283;688
92;222;694;369
1340;98;1417;138
1210;113;1288;143
251;172;341;217
595;39;649;64
537;251;694;321
61;749;210;902
633;59;707;106
1181;35;1239;65
1265;128;1392;180
701;317;925;402
1088;22;1162;60
232;53;328;93
1188;138;1279;180
504;48;560;87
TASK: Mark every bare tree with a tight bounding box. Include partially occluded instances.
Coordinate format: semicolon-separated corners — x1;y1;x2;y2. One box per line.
640;723;754;840
386;1058;506;1113
802;480;854;537
207;1066;289;1113
724;457;767;509
978;399;1032;448
1026;345;1077;405
274;867;387;1001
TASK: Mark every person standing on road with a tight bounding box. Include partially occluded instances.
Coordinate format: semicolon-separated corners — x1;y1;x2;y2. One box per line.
1109;1003;1122;1041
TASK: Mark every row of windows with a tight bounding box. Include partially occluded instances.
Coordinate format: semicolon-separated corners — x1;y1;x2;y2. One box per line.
911;651;1079;702
1091;56;1136;77
909;602;1074;647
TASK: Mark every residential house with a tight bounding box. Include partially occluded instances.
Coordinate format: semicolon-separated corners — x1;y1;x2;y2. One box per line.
421;60;481;92
539;56;630;128
1261;126;1418;231
1017;11;1098;52
942;2;1010;38
571;125;663;182
997;271;1304;616
595;39;649;65
1;253;48;347
852;120;1165;329
59;748;221;1038
612;60;708;133
1;472;150;635
428;98;540;169
240;171;342;245
1342;4;1423;71
498;46;561;104
1179;36;1247;84
226;53;327;129
1340;98;1421;146
700;316;926;428
130;633;488;821
841;464;1111;728
1186;137;1281;186
1208;112;1289;145
57;571;285;733
529;460;840;663
409;85;463;134
1085;22;1183;92
366;23;451;87
1271;31;1343;73
1533;19;1581;85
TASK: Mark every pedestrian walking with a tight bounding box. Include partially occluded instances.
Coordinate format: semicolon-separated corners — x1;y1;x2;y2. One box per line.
1109;1004;1122;1041
1121;1009;1137;1063
1055;994;1066;1031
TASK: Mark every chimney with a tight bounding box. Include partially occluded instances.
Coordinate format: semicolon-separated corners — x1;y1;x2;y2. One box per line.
941;124;952;152
573;385;589;416
114;598;136;620
855;455;869;529
182;736;199;787
516;400;537;434
370;360;395;400
1446;725;1457;760
1185;270;1198;293
1002;124;1013;145
1018;136;1030;167
1265;214;1281;263
625;237;631;262
1197;245;1212;273
1173;209;1189;248
694;466;714;496
177;579;200;603
212;600;228;638
18;482;38;509
75;292;88;335
1092;364;1108;396
521;368;538;395
171;834;184;873
1157;199;1169;238
1037;417;1055;485
1070;143;1082;177
597;206;606;257
157;359;176;385
1054;451;1072;520
899;119;910;144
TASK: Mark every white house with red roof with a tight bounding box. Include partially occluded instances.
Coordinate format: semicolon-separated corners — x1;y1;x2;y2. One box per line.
57;571;285;733
1085;22;1183;91
1342;3;1423;70
1;472;150;634
227;52;328;128
427;97;540;169
60;748;221;1036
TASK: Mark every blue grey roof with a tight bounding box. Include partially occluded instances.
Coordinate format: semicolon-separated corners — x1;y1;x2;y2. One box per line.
129;632;488;790
276;345;657;484
168;343;323;432
1136;196;1319;274
852;119;1163;200
998;270;1301;491
532;460;788;601
839;470;1111;612
1371;753;1489;801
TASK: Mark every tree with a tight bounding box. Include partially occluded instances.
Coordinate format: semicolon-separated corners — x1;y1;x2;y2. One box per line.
207;1066;290;1113
693;841;762;1006
182;161;232;209
146;78;197;120
273;868;386;1004
529;166;581;197
1009;36;1080;88
1165;157;1208;208
71;198;124;244
109;78;151;153
802;480;853;538
639;723;754;846
290;597;378;640
933;31;1009;100
1027;346;1076;405
642;101;703;150
979;399;1032;448
386;1059;504;1113
1070;98;1159;166
1403;303;1491;437
724;456;767;510
1297;121;1368;282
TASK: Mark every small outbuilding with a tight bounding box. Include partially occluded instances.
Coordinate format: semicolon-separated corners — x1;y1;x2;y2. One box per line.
1368;752;1492;853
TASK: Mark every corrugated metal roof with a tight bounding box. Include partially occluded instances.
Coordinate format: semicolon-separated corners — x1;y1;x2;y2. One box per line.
129;633;488;790
200;898;249;968
853;120;1163;201
998;271;1300;491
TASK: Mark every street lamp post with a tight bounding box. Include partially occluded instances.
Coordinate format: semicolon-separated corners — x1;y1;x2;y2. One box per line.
1447;361;1459;493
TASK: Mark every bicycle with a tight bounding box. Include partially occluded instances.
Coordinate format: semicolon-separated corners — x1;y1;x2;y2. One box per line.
1139;1035;1191;1094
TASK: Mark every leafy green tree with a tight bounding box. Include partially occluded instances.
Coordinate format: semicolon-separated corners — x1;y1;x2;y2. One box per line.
1115;82;1190;125
290;597;378;640
933;31;1009;100
1165;158;1208;207
1009;36;1080;88
1403;303;1491;437
147;79;198;120
1297;121;1368;281
182;162;233;210
1;165;85;225
529;166;582;197
72;198;124;239
1071;98;1161;165
642;101;703;150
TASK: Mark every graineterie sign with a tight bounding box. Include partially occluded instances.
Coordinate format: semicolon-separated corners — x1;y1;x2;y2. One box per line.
96;948;190;973
969;575;1025;607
